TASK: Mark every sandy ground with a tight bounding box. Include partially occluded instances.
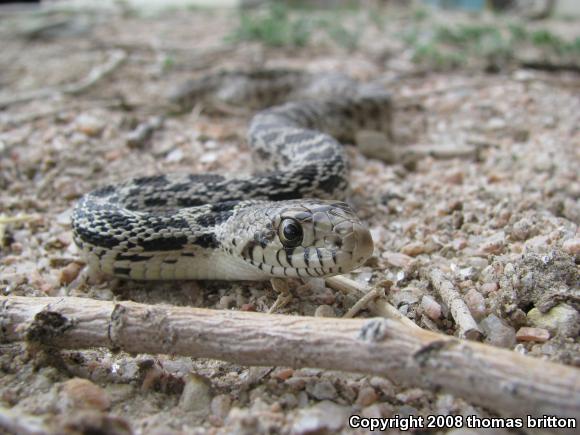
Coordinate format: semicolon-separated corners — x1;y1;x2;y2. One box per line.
0;3;578;434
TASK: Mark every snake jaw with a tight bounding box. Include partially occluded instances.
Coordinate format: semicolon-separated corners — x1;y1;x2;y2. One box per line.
229;199;373;278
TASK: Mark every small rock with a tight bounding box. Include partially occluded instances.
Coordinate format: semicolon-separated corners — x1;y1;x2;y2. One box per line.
421;295;441;321
179;373;212;416
392;287;423;307
272;368;294;381
527;304;579;338
355;387;378;407
464;289;486;320
314;305;336;318
285;377;306;391
75;114;105;137
480;282;498;295
165;148;183;163
369;377;396;398
210;394;231;419
562;238;580;257
479;232;505;255
361;403;394;419
60;378;111;412
396;388;426;404
510;218;537;241
444;169;464;185
280;393;299;409
306;380;337;401
480;314;516;348
516;327;550;343
400;241;427;256
563;198;580;224
291;401;349;435
59;262;83;285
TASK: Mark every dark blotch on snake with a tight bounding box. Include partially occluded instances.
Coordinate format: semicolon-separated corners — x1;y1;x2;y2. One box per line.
92;185;115;197
144;197;168;208
73;224;120;249
141;236;188;251
115;253;150;262
195;233;220;249
133;175;168;186
241;240;258;260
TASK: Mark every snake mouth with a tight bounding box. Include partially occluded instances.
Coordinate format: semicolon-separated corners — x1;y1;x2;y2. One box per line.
247;223;374;279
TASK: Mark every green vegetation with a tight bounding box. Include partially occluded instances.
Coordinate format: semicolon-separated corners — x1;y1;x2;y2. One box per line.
228;3;579;71
407;21;580;71
227;3;361;50
227;3;311;47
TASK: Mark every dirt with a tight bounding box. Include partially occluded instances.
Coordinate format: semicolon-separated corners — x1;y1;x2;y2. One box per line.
0;4;578;434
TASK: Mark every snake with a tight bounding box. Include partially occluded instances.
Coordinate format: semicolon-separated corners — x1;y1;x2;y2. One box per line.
71;70;392;281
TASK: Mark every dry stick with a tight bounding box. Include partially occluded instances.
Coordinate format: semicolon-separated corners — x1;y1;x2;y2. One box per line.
2;296;579;429
427;268;483;341
326;275;420;330
0;50;127;108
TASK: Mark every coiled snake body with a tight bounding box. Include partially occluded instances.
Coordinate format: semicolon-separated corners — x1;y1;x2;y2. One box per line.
72;70;391;280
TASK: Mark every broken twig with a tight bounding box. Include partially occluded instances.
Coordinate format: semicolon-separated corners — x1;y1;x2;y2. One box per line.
0;295;578;429
0;50;127;108
427;268;483;340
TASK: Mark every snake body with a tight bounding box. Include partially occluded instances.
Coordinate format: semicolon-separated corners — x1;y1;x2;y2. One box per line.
72;70;391;280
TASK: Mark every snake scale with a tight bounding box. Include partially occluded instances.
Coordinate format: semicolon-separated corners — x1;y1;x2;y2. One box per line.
72;70;392;280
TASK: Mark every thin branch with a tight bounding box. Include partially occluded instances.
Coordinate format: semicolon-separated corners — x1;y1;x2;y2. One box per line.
0;50;127;108
326;275;421;329
1;295;578;428
427;268;483;340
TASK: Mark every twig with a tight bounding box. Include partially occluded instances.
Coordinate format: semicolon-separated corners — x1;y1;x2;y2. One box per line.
1;295;579;429
427;268;483;341
342;287;381;318
0;50;126;108
326;275;420;329
0;99;126;127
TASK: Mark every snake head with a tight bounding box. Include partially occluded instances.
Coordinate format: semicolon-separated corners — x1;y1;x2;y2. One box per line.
227;200;373;279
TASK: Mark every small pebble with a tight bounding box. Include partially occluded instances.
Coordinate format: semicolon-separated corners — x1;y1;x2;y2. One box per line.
480;314;516;348
479;232;505;255
361;403;394;419
510;218;536;241
421;295;441;321
210;394;231;419
400;241;427;256
285;377;306;391
480;282;498;295
75;114;105;137
60;378;111;411
444;169;464;185
271;368;294;381
59;262;83;285
396;388;426;404
291;401;349;434
464;289;486;320
306;380;337;401
381;251;414;268
562;238;580;256
179;373;212;416
527;305;579;338
516;327;550;343
314;305;336;318
355;387;378;407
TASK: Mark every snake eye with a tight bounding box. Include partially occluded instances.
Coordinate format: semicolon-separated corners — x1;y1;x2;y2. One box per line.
279;218;303;248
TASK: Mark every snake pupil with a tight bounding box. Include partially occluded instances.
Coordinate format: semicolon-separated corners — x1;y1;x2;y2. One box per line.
280;219;303;248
